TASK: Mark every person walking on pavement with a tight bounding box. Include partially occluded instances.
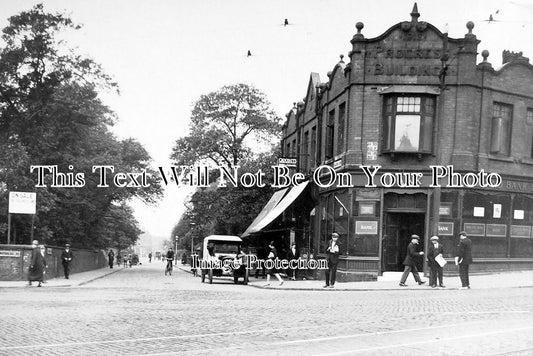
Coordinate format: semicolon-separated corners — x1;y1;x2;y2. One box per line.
399;235;426;287
324;232;341;288
39;245;48;284
148;252;152;263
265;241;283;286
427;235;445;288
61;243;73;279
108;249;115;268
456;231;473;289
28;240;46;287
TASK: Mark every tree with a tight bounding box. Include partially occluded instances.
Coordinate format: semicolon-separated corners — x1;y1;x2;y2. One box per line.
0;5;162;248
181;146;279;240
171;83;281;167
170;84;282;245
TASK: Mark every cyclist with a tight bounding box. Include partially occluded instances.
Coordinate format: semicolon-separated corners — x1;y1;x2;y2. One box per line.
165;247;175;276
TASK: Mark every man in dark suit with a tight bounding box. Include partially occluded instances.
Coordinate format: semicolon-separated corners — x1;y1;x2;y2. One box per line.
108;249;115;268
61;243;73;279
287;242;299;280
324;232;341;288
399;234;426;286
455;231;473;289
427;235;445;288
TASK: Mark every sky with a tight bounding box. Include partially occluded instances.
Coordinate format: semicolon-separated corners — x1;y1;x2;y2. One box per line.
1;0;532;245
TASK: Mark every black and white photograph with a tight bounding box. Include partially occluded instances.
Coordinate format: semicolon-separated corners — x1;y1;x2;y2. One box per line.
1;0;533;355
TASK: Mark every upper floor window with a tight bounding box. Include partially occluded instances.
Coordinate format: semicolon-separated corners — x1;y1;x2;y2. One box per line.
325;109;335;159
310;126;317;168
337;103;346;155
302;130;309;172
528;109;533;158
490;102;513;156
292;139;297;158
382;95;435;154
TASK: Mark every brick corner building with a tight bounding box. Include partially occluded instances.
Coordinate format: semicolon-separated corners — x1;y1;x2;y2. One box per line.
245;4;533;281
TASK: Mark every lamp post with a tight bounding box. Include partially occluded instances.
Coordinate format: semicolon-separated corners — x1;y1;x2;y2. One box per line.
190;222;196;256
174;235;179;263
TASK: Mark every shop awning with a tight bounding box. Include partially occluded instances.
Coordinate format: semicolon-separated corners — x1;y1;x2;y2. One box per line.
241;187;289;237
242;181;309;237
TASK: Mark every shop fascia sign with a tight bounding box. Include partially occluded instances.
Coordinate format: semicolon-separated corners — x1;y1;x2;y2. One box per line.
278;157;297;167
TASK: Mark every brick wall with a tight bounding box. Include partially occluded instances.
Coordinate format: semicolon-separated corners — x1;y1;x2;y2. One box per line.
0;244;107;281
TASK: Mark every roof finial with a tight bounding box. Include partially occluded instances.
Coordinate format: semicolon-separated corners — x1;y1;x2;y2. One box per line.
411;3;420;23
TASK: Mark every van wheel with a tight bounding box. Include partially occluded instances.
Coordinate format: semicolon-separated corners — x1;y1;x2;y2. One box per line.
234;275;239;284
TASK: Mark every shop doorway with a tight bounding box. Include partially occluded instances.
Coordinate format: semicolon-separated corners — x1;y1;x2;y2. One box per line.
383;212;425;272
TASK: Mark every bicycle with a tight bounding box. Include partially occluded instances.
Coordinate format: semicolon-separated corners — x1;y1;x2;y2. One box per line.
165;258;173;276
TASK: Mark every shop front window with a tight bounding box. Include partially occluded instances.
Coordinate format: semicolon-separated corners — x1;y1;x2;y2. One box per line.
351;196;380;257
510;196;533;258
462;192;509;258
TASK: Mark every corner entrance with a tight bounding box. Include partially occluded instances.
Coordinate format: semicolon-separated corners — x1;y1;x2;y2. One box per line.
383;212;425;272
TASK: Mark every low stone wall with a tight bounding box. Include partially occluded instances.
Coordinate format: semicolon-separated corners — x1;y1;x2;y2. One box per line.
0;244;107;281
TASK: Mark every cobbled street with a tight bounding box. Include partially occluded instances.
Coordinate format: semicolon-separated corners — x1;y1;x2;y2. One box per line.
1;262;533;356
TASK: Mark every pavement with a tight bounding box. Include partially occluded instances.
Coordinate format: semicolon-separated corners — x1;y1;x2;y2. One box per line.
176;264;533;291
0;265;123;288
2;260;533;355
2;262;532;291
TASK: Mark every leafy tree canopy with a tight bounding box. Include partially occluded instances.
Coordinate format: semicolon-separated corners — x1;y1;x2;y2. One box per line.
171;83;281;167
0;4;161;248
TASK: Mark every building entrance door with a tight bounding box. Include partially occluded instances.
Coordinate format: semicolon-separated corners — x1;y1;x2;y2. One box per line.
383;212;425;272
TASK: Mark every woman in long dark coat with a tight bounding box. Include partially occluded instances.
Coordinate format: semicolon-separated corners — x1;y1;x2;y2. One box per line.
28;240;46;287
264;241;283;286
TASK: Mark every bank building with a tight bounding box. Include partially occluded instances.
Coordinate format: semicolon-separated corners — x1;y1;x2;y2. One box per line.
243;4;533;281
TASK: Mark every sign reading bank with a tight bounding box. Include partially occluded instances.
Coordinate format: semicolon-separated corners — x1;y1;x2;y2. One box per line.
355;221;378;235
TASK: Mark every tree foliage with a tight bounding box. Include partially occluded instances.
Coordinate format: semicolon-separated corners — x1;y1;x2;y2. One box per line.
171;83;281;167
170;84;282;247
173;147;280;247
0;4;161;248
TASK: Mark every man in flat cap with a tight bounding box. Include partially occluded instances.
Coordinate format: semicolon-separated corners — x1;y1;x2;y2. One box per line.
427;235;445;288
324;232;341;288
399;234;426;286
455;231;473;289
61;243;73;279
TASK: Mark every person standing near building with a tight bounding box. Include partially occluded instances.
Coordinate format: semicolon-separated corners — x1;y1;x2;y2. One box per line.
287;242;298;280
324;232;341;288
108;249;115;268
28;240;46;287
265;241;284;286
61;243;73;279
399;235;426;287
455;231;473;289
427;235;445;288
